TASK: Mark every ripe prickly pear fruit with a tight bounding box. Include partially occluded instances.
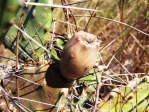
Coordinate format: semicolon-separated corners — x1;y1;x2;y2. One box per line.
60;31;99;80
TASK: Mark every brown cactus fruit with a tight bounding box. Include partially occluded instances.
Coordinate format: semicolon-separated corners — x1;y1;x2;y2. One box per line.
60;31;99;79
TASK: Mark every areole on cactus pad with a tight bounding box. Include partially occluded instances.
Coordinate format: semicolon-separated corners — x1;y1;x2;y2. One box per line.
60;31;100;80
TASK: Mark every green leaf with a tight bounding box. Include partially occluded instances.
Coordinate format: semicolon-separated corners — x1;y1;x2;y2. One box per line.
51;48;60;61
56;37;66;49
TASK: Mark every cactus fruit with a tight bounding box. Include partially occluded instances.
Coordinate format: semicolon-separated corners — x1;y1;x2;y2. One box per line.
60;31;100;79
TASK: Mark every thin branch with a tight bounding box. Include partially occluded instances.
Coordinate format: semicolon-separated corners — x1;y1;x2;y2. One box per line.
94;16;149;37
13;24;50;54
5;35;36;62
84;1;99;31
74;15;149;37
0;86;27;112
15;8;26;104
13;74;40;86
62;0;79;31
92;68;101;112
25;2;99;12
12;97;58;107
64;0;92;6
0;55;24;63
55;19;83;28
130;33;145;50
110;52;133;78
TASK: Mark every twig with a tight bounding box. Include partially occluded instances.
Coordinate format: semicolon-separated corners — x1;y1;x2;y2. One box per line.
64;0;91;6
62;0;78;31
0;55;24;63
5;35;35;62
55;19;83;28
74;15;149;37
94;16;149;37
92;68;101;112
2;90;11;111
13;24;50;54
13;74;40;86
0;86;27;112
8;96;27;112
110;52;133;78
25;2;99;12
16;7;25;69
84;1;99;31
12;96;57;107
15;8;26;104
119;0;125;22
130;33;145;50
